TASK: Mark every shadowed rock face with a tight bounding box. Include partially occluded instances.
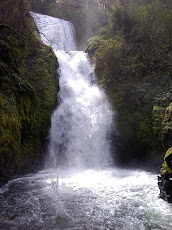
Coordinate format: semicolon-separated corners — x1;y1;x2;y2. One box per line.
162;103;172;147
0;1;58;185
158;147;172;203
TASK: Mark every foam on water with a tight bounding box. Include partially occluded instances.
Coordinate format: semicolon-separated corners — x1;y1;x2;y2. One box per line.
0;169;172;230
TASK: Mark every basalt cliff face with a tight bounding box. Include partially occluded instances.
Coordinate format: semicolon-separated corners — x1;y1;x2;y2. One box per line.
0;0;58;184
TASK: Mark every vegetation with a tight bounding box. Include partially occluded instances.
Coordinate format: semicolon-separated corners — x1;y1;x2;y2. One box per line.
0;0;58;184
87;0;172;166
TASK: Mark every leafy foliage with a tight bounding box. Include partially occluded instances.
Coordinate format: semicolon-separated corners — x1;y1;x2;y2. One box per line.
87;0;172;163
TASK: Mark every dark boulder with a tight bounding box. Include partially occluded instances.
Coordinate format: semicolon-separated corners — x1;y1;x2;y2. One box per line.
158;147;172;203
158;174;172;203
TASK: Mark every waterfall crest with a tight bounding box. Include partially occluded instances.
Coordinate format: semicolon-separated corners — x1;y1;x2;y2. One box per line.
31;12;113;169
31;12;76;51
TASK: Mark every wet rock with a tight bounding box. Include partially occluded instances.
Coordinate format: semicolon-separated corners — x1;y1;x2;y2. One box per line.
158;147;172;203
158;174;172;203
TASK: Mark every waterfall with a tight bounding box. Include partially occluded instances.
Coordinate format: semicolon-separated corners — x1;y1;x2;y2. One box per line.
1;13;170;230
31;12;76;51
31;12;113;169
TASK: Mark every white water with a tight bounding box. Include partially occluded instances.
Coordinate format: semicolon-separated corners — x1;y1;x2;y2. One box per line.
0;169;172;230
0;12;172;230
31;12;76;51
48;50;113;168
32;12;113;169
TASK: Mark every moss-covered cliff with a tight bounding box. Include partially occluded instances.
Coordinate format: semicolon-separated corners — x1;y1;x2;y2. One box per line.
86;0;172;168
0;0;58;184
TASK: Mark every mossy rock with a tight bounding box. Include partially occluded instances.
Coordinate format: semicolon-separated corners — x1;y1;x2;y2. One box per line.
160;147;172;175
152;105;166;145
0;2;58;185
162;103;172;146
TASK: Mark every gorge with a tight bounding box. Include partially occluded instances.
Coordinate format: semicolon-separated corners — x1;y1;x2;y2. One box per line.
0;12;172;230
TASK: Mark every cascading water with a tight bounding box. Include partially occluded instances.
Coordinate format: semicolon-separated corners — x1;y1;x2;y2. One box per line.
0;13;171;230
48;51;113;168
31;12;113;169
30;12;76;51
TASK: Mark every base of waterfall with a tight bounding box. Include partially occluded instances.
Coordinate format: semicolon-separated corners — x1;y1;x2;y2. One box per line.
0;168;171;230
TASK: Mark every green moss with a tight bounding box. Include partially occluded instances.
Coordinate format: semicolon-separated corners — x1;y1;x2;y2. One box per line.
162;103;172;143
129;111;152;147
87;36;105;53
160;147;172;175
0;4;58;184
101;78;154;161
152;105;166;146
0;93;21;179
